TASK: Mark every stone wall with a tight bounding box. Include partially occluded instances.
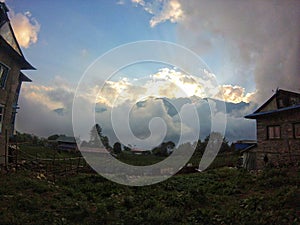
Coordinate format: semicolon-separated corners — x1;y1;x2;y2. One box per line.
254;109;300;168
0;49;21;165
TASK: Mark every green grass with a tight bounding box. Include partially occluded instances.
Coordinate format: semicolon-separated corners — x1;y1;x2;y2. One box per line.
18;144;80;160
0;166;299;225
116;152;166;166
2;145;299;224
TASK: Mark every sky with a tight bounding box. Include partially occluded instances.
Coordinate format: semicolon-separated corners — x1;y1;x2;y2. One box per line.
2;0;300;147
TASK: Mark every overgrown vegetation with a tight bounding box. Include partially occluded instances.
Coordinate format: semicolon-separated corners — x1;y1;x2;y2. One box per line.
0;144;299;224
0;167;299;225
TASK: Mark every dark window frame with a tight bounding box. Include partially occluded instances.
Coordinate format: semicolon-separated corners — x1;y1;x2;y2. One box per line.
293;123;300;139
267;125;281;139
0;62;10;89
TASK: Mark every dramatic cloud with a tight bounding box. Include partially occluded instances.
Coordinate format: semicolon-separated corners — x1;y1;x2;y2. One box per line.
16;71;255;144
132;0;184;27
96;67;252;105
20;76;74;110
176;0;300;103
216;85;255;104
9;10;40;48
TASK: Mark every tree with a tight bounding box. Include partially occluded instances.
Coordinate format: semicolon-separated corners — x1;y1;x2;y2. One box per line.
47;134;60;140
113;142;122;154
89;124;111;150
203;132;230;153
123;145;131;152
152;141;175;156
101;136;111;150
80;140;89;147
89;125;102;147
192;139;205;157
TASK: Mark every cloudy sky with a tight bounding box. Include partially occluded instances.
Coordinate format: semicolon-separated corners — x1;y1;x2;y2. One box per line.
3;0;300;147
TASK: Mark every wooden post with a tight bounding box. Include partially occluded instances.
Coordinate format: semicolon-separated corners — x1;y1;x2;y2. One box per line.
77;157;81;174
15;137;18;172
52;154;55;182
64;157;67;174
69;158;72;172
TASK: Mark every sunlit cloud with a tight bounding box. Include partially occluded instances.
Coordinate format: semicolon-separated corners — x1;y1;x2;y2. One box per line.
215;85;255;103
20;68;253;120
21;85;63;110
21;76;73;110
97;68;253;105
149;68;204;98
17;71;256;141
131;0;184;27
9;10;40;48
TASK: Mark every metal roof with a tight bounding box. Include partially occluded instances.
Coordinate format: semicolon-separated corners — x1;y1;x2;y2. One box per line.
240;144;257;153
245;89;300;119
245;104;300;119
56;136;77;143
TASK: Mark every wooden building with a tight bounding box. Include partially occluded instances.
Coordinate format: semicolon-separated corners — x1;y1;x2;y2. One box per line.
0;2;35;165
244;89;300;169
56;136;78;152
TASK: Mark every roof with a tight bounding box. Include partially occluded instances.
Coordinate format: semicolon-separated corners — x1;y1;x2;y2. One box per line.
0;2;9;27
56;136;77;144
20;72;32;82
131;148;151;152
0;2;35;70
245;89;300;119
245;104;300;119
235;140;257;144
240;144;257;153
233;140;257;151
0;36;35;69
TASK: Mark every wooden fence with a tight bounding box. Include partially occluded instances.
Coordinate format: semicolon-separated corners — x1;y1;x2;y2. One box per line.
1;147;93;181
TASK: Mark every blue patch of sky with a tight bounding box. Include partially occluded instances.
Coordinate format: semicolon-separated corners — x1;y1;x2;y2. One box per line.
8;0;178;85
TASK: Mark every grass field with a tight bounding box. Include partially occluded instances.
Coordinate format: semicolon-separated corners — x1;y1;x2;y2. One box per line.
0;145;299;224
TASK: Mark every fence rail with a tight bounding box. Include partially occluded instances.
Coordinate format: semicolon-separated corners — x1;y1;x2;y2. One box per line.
1;145;94;181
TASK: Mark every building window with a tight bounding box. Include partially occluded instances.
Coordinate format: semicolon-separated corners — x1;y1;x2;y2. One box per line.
268;125;281;139
0;105;4;134
294;123;300;139
0;62;9;88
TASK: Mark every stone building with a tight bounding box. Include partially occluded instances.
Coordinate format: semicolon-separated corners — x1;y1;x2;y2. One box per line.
0;2;34;165
244;89;300;169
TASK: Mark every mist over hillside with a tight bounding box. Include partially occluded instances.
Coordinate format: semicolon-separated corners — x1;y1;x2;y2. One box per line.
83;96;256;146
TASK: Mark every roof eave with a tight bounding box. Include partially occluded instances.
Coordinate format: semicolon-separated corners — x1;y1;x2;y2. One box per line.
244;114;256;119
20;72;32;82
245;104;300;119
0;36;36;70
